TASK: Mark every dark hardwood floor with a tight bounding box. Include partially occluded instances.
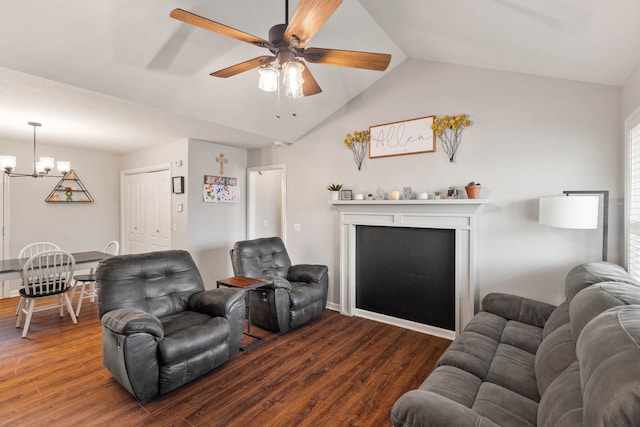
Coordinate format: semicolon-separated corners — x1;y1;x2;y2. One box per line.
0;296;450;426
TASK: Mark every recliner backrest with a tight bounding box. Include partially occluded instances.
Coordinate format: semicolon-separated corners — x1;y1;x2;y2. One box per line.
230;237;292;279
97;250;205;319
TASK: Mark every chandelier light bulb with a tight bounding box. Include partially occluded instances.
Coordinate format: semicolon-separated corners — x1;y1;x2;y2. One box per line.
57;161;71;174
39;156;54;173
0;155;16;173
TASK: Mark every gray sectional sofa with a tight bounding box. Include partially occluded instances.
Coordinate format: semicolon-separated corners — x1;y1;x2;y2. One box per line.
391;262;640;426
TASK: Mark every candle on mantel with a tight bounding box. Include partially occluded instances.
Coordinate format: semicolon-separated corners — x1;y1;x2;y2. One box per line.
391;191;400;200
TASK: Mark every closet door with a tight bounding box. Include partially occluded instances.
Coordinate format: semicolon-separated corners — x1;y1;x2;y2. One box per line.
124;169;171;254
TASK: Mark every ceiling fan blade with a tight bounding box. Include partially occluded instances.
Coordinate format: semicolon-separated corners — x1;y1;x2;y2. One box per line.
303;47;391;71
210;56;275;78
301;64;322;96
284;0;342;48
170;8;271;48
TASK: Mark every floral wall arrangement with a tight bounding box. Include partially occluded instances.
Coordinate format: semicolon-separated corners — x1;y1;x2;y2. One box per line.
432;114;472;162
344;129;370;170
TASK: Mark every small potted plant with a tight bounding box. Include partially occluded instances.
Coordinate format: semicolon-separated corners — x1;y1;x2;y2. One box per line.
327;183;343;201
465;181;482;199
434;191;441;199
367;193;373;200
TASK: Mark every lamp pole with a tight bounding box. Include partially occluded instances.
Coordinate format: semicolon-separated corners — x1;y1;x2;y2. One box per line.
563;190;609;261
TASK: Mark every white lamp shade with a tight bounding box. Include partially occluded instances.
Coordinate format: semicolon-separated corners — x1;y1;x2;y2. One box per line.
0;155;16;172
539;195;599;229
57;161;71;174
39;156;54;172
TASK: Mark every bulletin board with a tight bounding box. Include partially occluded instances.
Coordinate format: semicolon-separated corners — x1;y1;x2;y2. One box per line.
203;175;239;203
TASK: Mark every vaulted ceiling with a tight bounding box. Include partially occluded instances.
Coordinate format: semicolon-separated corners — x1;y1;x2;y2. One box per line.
1;0;639;153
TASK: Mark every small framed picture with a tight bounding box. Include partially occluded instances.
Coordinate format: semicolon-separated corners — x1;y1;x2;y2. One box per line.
340;189;353;200
172;176;184;194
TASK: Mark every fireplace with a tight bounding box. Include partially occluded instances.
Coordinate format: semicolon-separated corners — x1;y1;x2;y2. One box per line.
331;199;487;339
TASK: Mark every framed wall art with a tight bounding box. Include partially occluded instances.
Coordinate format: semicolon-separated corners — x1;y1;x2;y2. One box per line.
369;115;436;158
340;189;353;200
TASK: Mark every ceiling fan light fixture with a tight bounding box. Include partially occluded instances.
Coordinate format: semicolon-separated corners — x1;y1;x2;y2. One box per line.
282;60;305;92
285;83;304;99
258;64;279;92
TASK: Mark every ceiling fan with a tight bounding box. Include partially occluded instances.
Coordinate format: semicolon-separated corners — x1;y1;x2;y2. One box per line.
169;0;392;97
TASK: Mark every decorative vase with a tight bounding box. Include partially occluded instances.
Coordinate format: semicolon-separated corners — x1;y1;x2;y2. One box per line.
331;191;340;201
465;185;481;199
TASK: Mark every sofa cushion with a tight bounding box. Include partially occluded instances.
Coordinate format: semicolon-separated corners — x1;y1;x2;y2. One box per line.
577;305;640;425
535;323;576;396
472;382;539;427
564;262;640;302
420;365;483;407
542;300;570;339
437;330;499;379
501;320;544;355
159;312;229;365
569;282;640;341
485;343;539;402
537;362;583;427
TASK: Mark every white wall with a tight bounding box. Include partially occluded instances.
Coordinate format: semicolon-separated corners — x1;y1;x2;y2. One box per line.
3;140;120;256
187;139;247;288
249;59;623;308
623;63;640;118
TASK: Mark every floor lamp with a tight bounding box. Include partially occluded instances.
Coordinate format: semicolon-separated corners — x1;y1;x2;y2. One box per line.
539;190;609;261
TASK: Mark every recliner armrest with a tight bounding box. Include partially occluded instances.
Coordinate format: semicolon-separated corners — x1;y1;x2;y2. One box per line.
481;292;556;328
256;275;292;291
189;287;246;318
101;308;164;339
288;264;328;284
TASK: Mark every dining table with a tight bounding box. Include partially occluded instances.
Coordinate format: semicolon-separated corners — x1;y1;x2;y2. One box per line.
0;250;111;282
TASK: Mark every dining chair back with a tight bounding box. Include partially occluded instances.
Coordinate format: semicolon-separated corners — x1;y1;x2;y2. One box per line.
71;240;120;316
19;241;61;259
15;242;62;316
16;250;77;337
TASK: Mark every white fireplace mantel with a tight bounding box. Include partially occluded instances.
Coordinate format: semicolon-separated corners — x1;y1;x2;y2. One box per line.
330;199;488;339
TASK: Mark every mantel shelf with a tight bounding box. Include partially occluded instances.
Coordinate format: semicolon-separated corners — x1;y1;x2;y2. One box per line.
330;199;488;206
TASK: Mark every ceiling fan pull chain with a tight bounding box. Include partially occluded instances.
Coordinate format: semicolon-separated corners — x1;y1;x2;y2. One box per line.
276;80;281;119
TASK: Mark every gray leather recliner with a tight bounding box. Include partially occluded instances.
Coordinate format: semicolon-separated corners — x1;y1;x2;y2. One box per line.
230;237;328;333
97;250;245;402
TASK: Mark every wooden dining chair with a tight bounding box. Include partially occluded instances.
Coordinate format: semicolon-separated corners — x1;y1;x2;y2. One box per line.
16;242;61;316
70;240;120;316
16;250;77;338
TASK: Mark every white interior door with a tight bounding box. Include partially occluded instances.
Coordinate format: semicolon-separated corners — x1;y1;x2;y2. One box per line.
124;168;171;254
247;165;286;242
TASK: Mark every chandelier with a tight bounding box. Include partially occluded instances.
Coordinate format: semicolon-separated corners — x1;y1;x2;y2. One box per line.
0;122;70;178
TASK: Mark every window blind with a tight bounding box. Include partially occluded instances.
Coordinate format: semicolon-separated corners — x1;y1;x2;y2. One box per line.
628;125;640;278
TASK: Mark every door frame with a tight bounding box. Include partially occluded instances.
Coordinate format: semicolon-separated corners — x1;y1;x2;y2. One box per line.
120;163;172;254
247;164;287;243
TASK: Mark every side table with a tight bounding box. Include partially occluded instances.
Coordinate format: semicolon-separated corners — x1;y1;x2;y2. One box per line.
216;276;266;351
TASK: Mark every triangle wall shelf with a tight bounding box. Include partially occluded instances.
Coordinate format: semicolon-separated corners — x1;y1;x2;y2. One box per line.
45;169;94;203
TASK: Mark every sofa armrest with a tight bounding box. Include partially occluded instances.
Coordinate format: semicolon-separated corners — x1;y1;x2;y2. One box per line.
288;264;328;284
391;390;500;427
189;287;246;318
101;308;164;339
481;293;556;328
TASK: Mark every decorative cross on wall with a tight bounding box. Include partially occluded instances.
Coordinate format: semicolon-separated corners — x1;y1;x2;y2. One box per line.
216;153;228;175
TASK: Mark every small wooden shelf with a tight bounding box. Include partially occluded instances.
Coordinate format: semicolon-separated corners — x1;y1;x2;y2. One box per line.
46;169;94;203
